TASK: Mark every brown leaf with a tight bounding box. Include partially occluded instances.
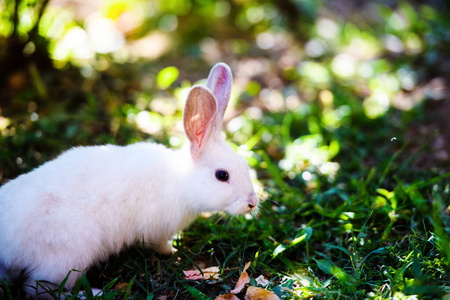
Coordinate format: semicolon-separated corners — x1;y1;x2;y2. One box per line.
230;261;251;294
244;286;280;300
115;282;129;292
183;266;220;280
215;294;240;300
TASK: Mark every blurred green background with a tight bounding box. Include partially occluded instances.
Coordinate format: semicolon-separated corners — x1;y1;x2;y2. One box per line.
1;0;448;184
1;0;450;299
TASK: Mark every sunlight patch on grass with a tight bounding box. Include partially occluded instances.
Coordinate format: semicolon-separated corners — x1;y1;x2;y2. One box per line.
279;134;340;182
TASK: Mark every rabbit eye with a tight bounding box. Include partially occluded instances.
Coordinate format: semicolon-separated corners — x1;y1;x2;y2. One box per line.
215;170;229;182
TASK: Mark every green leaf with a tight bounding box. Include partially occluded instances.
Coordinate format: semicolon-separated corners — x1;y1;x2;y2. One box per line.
103;277;119;292
157;66;179;89
291;233;307;245
81;273;93;298
123;276;136;300
185;286;211;300
272;244;287;258
315;259;333;274
246;80;261;96
314;259;356;291
71;271;83;297
58;270;71;296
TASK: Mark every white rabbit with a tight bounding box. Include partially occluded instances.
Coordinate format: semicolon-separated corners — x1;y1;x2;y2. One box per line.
0;63;259;297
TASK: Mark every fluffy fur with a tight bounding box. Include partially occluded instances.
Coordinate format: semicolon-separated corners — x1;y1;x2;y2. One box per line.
0;63;258;296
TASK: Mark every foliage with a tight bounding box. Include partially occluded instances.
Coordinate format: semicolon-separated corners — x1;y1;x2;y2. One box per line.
1;0;450;299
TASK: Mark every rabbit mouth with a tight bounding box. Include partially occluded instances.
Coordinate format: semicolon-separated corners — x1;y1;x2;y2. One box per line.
248;205;258;213
225;193;259;215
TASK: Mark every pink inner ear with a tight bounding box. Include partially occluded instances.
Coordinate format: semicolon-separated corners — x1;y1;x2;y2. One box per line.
191;114;207;148
206;63;232;130
183;86;217;158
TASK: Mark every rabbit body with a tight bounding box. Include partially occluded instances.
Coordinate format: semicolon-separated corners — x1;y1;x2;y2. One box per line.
0;63;259;294
0;143;191;287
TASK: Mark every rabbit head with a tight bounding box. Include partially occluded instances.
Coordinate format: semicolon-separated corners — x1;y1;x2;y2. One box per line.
182;63;259;215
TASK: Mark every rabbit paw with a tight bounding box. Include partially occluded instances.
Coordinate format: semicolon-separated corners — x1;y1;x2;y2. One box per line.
157;240;176;256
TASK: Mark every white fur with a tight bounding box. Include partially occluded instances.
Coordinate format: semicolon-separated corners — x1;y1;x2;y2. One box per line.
0;63;259;295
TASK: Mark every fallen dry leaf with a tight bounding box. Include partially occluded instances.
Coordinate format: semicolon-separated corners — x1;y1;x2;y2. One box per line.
230;261;251;294
115;282;129;292
215;294;240;300
183;266;220;280
255;275;269;286
244;286;280;300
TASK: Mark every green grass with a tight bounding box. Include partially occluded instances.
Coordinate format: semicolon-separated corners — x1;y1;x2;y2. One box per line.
1;94;449;299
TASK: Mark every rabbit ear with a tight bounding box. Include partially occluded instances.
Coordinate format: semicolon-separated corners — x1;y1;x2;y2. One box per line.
183;85;218;159
206;63;232;135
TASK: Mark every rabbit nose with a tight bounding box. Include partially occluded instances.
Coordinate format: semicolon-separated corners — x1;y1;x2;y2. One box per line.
248;193;259;209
